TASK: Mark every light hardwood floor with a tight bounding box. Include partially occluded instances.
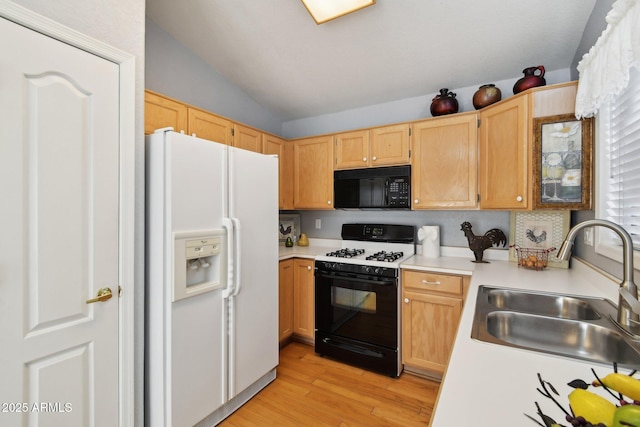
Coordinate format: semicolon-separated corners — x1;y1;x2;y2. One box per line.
220;342;440;426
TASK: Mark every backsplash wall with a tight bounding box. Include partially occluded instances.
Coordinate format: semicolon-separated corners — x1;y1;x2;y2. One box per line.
288;210;510;248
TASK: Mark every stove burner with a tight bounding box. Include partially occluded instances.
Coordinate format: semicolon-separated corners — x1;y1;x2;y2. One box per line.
366;251;404;262
325;248;365;258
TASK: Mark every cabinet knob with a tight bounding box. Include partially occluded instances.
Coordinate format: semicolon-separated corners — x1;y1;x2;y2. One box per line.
414;199;419;204
363;157;367;162
372;156;377;161
404;298;410;304
307;266;312;271
516;195;523;202
327;200;332;205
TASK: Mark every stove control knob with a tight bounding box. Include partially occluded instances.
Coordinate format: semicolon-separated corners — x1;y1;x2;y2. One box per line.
374;267;383;275
363;266;373;274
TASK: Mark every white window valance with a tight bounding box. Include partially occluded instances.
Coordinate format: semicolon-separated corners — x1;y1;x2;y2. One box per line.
575;0;640;119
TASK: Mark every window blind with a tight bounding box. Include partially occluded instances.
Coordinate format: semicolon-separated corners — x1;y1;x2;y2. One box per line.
603;65;640;248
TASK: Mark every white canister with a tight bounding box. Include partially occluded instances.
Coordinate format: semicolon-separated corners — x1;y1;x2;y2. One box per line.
418;225;440;258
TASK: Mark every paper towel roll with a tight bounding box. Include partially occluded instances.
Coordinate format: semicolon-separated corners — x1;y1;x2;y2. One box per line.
418;225;440;258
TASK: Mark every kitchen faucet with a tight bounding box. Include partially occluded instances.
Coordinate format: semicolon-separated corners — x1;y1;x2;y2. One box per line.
557;219;639;336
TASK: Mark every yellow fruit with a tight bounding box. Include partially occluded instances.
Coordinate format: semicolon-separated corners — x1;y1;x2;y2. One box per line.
568;388;616;426
594;373;640;401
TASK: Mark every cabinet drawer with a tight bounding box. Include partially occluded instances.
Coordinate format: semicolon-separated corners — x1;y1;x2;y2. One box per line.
402;270;462;296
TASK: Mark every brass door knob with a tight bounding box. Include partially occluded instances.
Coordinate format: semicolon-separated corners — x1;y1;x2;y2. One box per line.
86;287;113;304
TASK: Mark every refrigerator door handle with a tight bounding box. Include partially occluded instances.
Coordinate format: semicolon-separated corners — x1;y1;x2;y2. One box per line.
231;217;241;297
222;218;235;298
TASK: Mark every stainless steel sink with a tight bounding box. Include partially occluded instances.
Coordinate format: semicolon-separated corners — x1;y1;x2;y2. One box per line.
487;288;600;320
472;286;640;369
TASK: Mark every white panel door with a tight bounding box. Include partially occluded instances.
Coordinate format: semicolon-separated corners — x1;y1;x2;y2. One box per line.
0;16;119;427
228;148;279;397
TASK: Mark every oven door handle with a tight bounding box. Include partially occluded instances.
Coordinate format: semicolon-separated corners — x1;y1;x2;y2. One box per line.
315;272;396;287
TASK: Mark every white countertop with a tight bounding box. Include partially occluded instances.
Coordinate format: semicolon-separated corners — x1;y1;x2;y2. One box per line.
278;238;340;260
427;258;622;427
278;242;626;426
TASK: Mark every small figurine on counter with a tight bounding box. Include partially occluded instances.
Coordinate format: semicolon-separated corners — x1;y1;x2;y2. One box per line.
285;236;294;247
460;221;507;263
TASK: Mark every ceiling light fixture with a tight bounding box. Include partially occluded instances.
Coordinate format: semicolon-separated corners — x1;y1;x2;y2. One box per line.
301;0;375;24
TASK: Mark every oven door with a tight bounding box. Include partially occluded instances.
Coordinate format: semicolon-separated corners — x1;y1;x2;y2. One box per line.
315;270;398;349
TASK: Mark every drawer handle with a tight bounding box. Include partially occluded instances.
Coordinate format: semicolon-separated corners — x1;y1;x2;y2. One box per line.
421;280;441;285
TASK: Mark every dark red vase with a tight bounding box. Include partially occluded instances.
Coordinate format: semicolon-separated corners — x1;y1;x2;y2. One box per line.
473;84;502;109
513;66;546;94
430;88;459;116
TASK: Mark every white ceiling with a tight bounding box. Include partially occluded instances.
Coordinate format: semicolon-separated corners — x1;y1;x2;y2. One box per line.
146;0;596;121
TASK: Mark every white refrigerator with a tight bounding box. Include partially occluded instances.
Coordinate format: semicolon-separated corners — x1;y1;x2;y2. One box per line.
145;129;279;426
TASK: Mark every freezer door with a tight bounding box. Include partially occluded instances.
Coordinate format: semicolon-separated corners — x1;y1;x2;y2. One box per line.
227;147;279;398
168;131;227;231
147;131;230;426
167;133;229;424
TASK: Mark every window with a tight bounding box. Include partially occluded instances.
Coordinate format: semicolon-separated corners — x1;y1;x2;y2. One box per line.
596;65;640;260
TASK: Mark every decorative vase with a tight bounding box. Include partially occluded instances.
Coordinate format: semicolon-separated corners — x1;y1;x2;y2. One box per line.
513;66;546;94
472;84;502;109
430;88;459;116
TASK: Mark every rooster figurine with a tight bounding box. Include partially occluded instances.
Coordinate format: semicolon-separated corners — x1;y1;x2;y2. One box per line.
460;222;507;263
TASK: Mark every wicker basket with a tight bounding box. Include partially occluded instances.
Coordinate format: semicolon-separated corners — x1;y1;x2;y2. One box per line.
510;245;556;271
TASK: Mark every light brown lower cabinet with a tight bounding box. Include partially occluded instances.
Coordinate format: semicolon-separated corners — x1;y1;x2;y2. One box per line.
292;258;315;343
279;258;315;346
401;269;469;378
278;259;294;344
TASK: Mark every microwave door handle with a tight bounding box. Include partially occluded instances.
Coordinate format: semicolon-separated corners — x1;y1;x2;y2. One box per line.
384;179;389;206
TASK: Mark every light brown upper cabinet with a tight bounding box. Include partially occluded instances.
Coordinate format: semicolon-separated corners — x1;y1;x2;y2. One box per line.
411;112;478;209
145;90;188;135
334;129;370;169
293;135;334;209
478;82;578;210
233;124;262;153
478;95;529;209
370;124;411;166
187;107;233;145
263;134;294;210
334;124;410;170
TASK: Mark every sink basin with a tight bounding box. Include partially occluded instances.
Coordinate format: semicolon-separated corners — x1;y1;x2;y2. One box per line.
472;286;640;369
487;288;600;320
486;311;640;366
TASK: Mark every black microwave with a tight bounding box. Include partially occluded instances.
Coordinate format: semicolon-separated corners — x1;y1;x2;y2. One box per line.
334;166;411;209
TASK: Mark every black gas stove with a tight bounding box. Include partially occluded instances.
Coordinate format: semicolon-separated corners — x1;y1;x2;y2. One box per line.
314;223;415;377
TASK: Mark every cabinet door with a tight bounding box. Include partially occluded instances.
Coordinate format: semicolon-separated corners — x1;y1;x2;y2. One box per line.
412;113;477;209
370;123;411;166
334;129;370;169
263;134;294;210
293;259;315;340
144;90;188;135
234;124;262;153
402;291;462;375
293;136;334;209
187;108;232;145
478;96;529;209
279;259;294;343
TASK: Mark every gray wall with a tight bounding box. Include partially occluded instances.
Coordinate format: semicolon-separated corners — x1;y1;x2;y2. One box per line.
10;0;146;425
571;0;615;80
145;18;285;136
294;209;510;249
282;69;571;139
